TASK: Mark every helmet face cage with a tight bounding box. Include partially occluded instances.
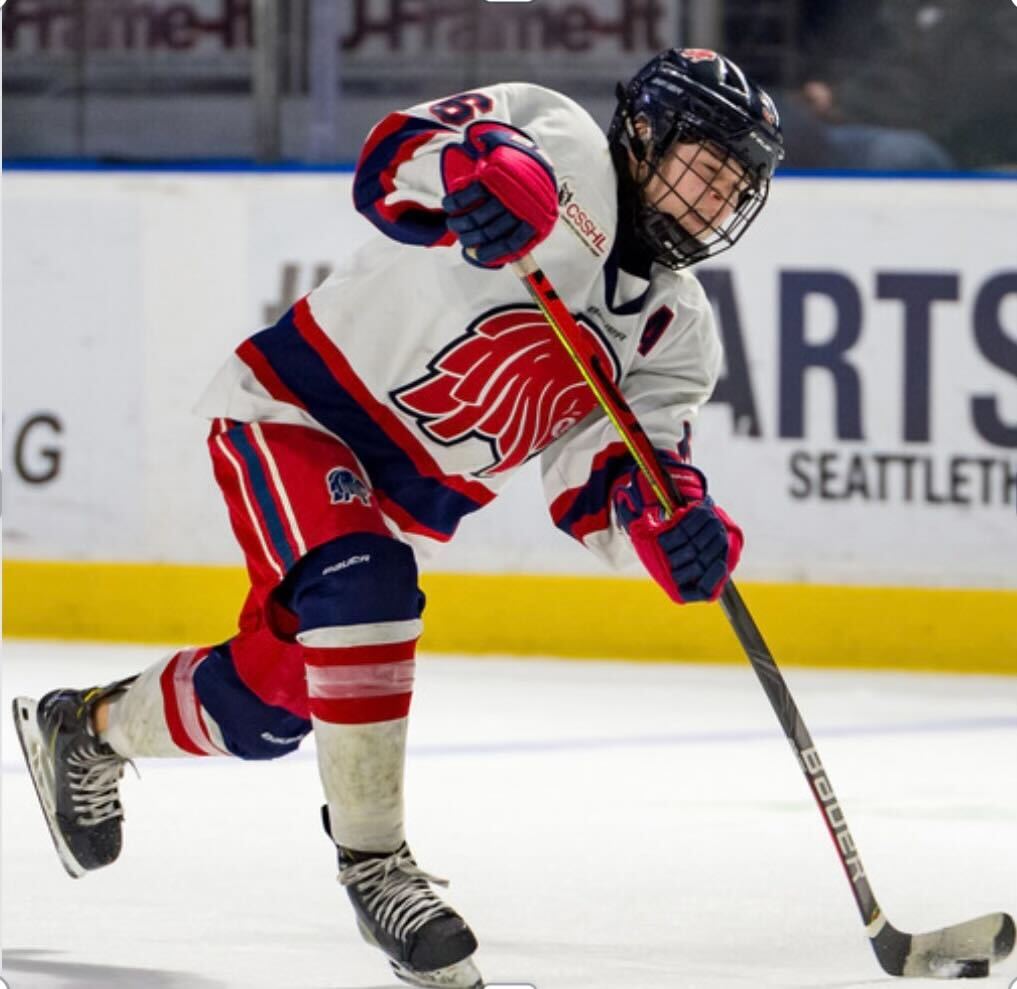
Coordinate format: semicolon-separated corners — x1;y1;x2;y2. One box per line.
633;124;771;270
611;50;784;270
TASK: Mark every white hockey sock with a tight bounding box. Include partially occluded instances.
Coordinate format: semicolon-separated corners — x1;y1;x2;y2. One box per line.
102;648;229;759
313;716;408;853
300;621;419;853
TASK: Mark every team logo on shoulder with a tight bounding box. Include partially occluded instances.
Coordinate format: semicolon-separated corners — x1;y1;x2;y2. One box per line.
557;180;609;258
326;467;371;506
392;306;620;477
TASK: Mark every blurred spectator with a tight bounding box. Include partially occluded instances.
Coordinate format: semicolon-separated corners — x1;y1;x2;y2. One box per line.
776;78;955;171
792;0;1017;171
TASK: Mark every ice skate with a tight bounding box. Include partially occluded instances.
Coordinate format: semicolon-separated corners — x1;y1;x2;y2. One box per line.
324;811;481;989
13;678;137;878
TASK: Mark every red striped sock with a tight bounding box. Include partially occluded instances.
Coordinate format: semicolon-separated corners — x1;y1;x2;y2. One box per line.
303;638;416;725
159;648;231;756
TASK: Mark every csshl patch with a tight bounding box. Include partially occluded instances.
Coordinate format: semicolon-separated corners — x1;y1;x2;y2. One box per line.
557;180;609;257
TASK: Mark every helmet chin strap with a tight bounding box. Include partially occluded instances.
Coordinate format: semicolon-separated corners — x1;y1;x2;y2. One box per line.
614;82;647;162
639;204;707;263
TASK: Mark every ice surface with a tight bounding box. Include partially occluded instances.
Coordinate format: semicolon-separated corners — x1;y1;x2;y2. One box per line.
3;641;1015;988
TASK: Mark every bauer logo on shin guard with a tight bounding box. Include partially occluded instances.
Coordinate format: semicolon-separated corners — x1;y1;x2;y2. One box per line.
321;554;370;576
326;467;371;506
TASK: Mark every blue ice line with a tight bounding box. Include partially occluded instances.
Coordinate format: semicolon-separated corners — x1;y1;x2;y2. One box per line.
5;160;1017;181
4;715;1014;774
1;157;357;174
404;715;1017;759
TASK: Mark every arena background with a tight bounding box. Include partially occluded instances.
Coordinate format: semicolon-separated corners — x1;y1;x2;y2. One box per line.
3;0;1016;673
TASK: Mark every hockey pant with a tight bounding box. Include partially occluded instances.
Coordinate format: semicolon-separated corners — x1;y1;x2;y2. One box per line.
103;420;425;852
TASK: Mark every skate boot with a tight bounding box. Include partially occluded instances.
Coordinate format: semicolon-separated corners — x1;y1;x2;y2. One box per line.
13;677;137;878
323;808;482;989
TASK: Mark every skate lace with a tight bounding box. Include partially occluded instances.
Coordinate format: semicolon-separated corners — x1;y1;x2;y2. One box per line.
66;741;134;827
339;847;452;942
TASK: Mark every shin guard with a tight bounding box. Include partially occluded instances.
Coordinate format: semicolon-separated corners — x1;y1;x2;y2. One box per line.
301;621;420;853
284;533;424;853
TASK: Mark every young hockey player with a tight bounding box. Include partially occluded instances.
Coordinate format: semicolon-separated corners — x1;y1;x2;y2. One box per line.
14;48;783;989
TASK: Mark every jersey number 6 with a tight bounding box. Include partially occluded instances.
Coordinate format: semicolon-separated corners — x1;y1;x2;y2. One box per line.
429;92;494;126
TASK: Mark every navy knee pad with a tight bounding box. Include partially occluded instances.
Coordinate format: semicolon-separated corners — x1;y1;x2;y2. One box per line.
279;533;424;632
193;646;311;760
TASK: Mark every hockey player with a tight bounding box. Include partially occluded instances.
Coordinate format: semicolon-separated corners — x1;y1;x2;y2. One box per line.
14;48;783;989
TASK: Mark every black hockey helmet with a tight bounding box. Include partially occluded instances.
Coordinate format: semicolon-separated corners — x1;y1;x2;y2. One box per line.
609;48;785;269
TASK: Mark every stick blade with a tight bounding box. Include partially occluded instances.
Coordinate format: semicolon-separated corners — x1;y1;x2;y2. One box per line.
871;911;1015;977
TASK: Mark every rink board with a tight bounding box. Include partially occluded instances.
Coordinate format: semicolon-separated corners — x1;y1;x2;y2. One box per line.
3;171;1015;668
4;559;1016;674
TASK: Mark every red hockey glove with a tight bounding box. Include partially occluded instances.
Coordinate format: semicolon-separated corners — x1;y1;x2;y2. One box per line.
612;459;743;604
440;122;558;269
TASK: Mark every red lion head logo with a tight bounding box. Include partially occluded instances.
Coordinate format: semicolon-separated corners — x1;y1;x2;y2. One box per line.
392;306;619;477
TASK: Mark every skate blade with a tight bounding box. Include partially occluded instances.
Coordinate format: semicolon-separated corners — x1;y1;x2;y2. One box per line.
390;956;483;989
12;697;88;879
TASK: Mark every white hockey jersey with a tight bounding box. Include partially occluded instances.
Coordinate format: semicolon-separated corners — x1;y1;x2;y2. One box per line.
197;83;723;569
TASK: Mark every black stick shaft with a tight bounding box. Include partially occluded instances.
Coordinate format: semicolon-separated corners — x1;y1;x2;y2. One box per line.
718;583;880;927
514;255;882;931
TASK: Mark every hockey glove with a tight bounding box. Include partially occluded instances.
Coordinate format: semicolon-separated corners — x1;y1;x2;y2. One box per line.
612;459;743;604
440;123;558;269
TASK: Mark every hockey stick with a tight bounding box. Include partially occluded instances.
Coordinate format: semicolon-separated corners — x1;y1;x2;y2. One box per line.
512;253;1015;979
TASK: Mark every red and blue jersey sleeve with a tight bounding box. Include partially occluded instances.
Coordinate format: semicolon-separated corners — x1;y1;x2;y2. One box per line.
353;112;459;247
547;442;635;544
547;420;694;547
353;88;522;248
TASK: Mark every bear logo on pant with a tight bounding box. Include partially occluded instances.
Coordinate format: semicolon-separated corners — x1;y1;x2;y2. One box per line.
326;467;372;506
